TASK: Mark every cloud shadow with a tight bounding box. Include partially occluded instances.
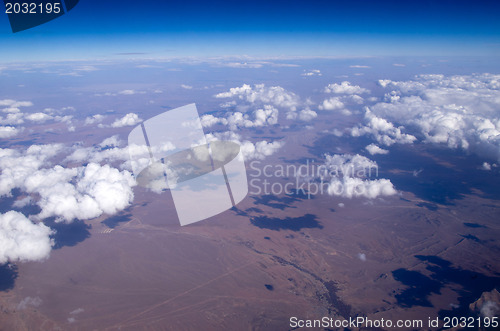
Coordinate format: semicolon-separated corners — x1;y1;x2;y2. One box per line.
250;213;322;231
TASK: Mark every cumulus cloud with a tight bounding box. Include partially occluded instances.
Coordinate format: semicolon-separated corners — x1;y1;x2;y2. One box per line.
228;106;278;129
301;69;322;77
240;140;284;160
0;211;54;263
366;144;389;155
24;163;135;222
84;114;106;125
100;135;123;148
324;81;370;94
0;99;74;131
327;176;396;199
0;144;63;196
357;253;367;261
25;112;53;122
0;99;33;110
214;83;317;122
0;126;21;138
205;131;283;160
373;73;500;161
286;108;318;121
351;108;417;146
201;105;279;130
181;84;193;89
65;146;130;165
200;114;223;128
0;113;24;125
111;113;142;128
0;143;136;223
215;84;300;112
319;97;345;111
320;154;397;199
481;162;497;171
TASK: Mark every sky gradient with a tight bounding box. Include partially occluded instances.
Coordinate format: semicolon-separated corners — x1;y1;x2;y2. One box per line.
0;0;500;61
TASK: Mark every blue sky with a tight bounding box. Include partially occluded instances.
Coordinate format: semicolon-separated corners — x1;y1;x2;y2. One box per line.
0;0;499;61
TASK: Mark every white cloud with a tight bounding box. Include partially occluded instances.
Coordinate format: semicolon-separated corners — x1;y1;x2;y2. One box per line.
0;99;74;131
181;84;193;89
84;114;106;125
228;106;278;129
366;144;389;155
286;108;318;121
200;114;225;127
65;142;131;167
327;176;396;199
301;69;322;77
348;94;365;104
373;73;500;161
75;163;136;216
202;105;279;130
351;109;417;146
324;81;370;94
24;163;135;222
240;140;284;160
0;211;54;264
0;144;63;196
320;154;397;199
349;65;371;68
378;79;392;88
357;253;367;261
25;112;53;122
0;99;33;109
481;162;492;170
319;97;345;111
215;84;300;112
0;113;24;125
205;131;283;160
111;113;142;128
118;89;137;95
99;135;123;148
214;83;315;122
0;143;136;223
2;107;21;114
0;126;21;138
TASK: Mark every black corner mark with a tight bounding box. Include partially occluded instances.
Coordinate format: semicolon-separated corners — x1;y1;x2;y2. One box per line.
4;0;80;33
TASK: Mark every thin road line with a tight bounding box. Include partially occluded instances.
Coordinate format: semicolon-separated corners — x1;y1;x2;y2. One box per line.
108;260;256;330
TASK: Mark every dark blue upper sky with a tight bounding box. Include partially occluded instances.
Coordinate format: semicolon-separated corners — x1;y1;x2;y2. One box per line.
1;0;499;61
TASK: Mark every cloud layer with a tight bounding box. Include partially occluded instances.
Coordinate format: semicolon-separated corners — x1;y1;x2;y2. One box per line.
372;74;500;161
